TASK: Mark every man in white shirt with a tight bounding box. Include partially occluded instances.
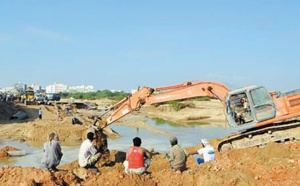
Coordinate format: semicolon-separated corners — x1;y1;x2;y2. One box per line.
189;138;215;164
78;132;101;168
38;107;42;119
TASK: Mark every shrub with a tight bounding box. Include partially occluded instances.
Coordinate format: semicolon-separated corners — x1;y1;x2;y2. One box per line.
153;100;196;111
193;97;211;101
61;90;129;101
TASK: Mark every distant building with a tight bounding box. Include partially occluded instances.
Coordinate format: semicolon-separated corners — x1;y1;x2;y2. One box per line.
68;85;95;93
110;89;122;93
28;84;42;92
131;89;137;94
46;83;68;93
7;82;97;94
0;86;17;94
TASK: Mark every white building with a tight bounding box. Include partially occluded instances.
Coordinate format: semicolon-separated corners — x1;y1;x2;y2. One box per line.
29;84;42;92
131;89;137;94
0;86;17;94
46;83;68;93
68;85;95;93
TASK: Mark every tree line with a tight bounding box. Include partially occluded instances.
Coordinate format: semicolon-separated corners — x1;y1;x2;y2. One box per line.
60;90;129;101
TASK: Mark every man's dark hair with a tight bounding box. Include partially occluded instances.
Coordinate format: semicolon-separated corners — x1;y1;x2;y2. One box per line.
170;136;178;146
87;132;94;141
133;137;142;147
49;132;55;139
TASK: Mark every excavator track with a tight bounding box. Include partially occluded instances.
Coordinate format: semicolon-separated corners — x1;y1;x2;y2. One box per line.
218;121;300;152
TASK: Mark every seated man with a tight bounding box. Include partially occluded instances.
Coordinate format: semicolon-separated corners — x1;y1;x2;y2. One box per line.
123;137;151;174
238;98;253;123
189;139;215;165
233;98;249;124
78;132;101;169
166;136;187;172
42;132;63;172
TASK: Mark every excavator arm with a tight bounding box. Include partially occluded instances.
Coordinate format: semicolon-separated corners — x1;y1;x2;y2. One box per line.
102;81;229;128
105;86;155;125
147;81;229;104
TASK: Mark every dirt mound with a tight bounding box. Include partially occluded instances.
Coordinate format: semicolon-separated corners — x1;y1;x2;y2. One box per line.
0;102;19;120
0;166;80;185
0;142;299;185
0;101;121;147
0;146;20;158
140;100;227;126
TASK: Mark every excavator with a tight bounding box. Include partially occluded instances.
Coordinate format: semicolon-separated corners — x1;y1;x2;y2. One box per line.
93;81;300;152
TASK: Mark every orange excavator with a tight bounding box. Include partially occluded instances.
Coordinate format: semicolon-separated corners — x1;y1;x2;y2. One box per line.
96;81;300;151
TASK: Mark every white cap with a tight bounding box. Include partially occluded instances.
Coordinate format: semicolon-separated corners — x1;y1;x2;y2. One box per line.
201;138;210;147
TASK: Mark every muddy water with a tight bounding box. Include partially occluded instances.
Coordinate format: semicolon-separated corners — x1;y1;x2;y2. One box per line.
0;140;79;169
0;119;236;168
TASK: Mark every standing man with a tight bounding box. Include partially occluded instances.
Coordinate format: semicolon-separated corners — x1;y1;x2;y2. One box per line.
123;137;152;174
56;110;61;121
42;132;63;172
78;132;101;169
166;136;187;172
38;107;42;119
189;139;215;165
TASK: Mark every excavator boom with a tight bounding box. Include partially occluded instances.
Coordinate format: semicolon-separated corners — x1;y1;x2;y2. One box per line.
147;81;229;105
105;81;229;125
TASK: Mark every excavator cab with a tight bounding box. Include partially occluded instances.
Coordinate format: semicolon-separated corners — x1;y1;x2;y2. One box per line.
226;86;277;130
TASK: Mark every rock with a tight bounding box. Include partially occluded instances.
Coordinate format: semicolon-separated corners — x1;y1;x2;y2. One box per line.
255;175;261;180
21;178;37;186
213;166;220;172
288;159;295;164
72;167;98;180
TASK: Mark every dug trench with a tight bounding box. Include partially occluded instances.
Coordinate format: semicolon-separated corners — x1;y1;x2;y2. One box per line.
0;100;300;185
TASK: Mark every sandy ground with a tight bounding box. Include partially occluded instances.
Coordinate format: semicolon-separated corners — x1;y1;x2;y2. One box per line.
0;100;300;185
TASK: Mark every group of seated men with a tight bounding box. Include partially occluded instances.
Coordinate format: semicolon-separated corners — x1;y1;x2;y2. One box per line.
78;130;216;174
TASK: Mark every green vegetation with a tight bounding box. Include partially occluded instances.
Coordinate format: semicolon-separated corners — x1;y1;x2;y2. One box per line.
154;97;211;107
192;97;211;101
61;90;129;101
153;96;212;111
168;101;183;111
154;100;196;111
153;118;181;127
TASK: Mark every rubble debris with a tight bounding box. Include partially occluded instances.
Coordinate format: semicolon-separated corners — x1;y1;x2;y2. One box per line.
10;112;28;120
72;117;82;125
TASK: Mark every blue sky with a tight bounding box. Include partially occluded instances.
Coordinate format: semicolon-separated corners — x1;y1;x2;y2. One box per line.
0;1;299;92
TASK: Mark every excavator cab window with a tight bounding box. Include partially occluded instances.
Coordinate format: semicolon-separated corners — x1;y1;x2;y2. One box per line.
249;87;276;121
229;93;253;125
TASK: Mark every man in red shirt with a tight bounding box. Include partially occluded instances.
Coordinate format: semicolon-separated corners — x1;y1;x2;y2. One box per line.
123;137;152;174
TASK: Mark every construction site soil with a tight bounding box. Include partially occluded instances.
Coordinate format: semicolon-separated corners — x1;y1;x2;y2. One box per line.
0;100;300;186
